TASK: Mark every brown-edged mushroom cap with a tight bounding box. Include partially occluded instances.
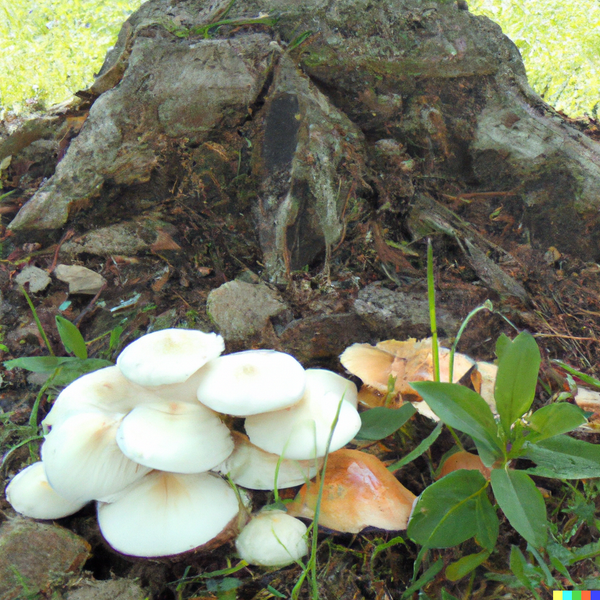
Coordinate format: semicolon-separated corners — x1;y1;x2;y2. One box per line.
195;350;306;416
287;449;416;533
117;329;225;387
97;471;240;558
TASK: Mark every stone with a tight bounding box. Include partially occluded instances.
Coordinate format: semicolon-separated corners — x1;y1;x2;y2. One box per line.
0;517;90;600
279;313;371;365
207;280;290;341
65;578;148;600
54;265;106;295
354;283;462;339
14;266;51;293
60;217;181;257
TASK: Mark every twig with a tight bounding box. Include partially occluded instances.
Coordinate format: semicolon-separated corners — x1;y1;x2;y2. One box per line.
73;282;107;326
48;229;75;273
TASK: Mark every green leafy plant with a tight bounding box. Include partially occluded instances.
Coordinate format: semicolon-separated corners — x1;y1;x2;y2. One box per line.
1;289;114;467
406;330;596;578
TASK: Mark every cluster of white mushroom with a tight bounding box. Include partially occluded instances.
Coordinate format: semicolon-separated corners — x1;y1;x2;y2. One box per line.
5;329;361;564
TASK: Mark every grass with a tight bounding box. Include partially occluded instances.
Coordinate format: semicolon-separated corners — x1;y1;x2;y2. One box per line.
0;0;599;117
470;0;600;117
0;0;143;115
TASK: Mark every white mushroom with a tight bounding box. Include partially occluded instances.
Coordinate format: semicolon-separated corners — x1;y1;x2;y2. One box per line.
42;411;151;504
117;328;225;387
235;509;308;567
97;471;240;558
5;461;88;519
116;401;234;473
42;366;151;429
215;432;322;490
244;369;360;460
196;349;306;416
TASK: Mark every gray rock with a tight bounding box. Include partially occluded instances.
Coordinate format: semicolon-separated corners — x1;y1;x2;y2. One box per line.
279;313;371;365
14;266;51;293
54;265;107;295
354;283;461;339
65;578;148;600
60;216;180;257
207;280;290;341
0;517;90;600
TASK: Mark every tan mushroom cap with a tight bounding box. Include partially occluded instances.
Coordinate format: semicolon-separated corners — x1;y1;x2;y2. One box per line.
437;451;491;480
341;338;474;399
340;338;475;419
287;449;416;533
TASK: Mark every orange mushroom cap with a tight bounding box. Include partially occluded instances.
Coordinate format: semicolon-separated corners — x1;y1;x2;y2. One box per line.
437;451;491;480
286;449;416;533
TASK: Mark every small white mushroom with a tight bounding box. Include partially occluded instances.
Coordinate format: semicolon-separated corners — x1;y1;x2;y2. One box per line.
117;328;225;387
97;471;240;558
196;349;306;416
244;369;360;460
235;509;308;567
116;401;234;473
42;412;151;504
215;432;322;490
5;461;88;519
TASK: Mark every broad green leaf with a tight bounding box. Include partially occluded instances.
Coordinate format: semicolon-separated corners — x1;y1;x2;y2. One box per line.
509;546;535;591
408;470;488;548
474;491;499;551
525;403;587;442
410;381;502;463
494;332;541;434
355;403;416;441
490;469;547;548
495;332;511;360
55;315;88;359
4;356;73;373
51;359;113;386
387;421;443;472
446;549;490;581
522;434;600;479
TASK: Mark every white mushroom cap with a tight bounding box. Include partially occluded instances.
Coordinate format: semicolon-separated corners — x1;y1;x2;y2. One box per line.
97;471;240;558
42;412;151;504
196;350;306;416
42;366;150;429
215;432;321;490
244;369;361;460
116;401;234;473
117;329;225;387
5;461;88;519
235;509;308;567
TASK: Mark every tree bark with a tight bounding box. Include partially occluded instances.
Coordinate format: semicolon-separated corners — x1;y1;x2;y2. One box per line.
4;0;600;282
